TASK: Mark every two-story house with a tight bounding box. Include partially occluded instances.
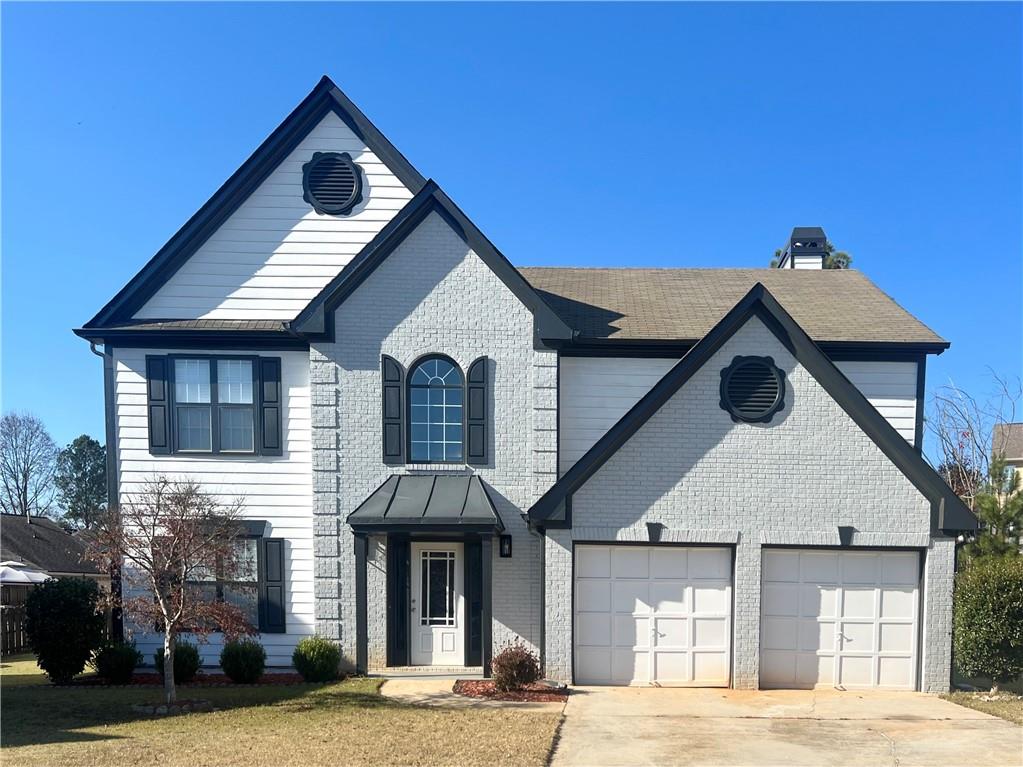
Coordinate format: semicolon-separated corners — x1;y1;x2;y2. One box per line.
76;77;976;692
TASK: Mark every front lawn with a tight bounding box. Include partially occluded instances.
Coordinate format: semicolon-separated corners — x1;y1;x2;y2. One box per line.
941;691;1023;725
0;655;561;766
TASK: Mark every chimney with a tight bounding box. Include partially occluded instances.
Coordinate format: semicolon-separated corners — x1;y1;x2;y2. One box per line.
774;226;827;269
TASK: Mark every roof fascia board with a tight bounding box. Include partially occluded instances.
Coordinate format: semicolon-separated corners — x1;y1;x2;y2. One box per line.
529;283;976;533
85;76;426;329
291;183;573;344
550;338;947;360
73;328;309;351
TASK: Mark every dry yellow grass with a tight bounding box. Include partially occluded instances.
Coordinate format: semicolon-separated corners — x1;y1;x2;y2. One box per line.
1;655;560;766
941;691;1023;725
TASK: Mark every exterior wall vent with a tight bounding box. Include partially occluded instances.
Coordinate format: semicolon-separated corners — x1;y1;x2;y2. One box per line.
302;151;363;215
719;356;786;423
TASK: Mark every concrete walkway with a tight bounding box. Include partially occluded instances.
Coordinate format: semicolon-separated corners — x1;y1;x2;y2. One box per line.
380;677;567;712
551;687;1023;766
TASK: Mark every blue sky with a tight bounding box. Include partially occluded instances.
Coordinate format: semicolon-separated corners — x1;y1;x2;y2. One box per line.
2;2;1021;458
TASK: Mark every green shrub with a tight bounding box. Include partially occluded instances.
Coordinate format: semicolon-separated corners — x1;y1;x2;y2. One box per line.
292;636;341;682
953;557;1023;689
24;577;106;684
220;639;266;683
154;641;201;684
92;641;143;684
491;641;541;692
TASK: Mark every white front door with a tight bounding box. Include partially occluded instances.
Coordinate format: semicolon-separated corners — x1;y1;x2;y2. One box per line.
574;545;733;686
410;542;465;666
760;549;920;690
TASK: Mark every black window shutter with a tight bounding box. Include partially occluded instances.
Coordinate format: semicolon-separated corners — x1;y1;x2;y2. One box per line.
259;537;286;633
464;539;483;666
145;356;171;455
259;358;283;456
381;355;404;464
466;357;488;465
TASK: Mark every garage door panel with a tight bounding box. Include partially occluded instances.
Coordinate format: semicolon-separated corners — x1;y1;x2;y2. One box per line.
576;613;611;646
841;554;878;584
802;585;837;618
575;545;732;686
693;584;729;614
761;549;919;691
655;616;688;647
649;581;686;612
841;588;876;618
882;553;918;585
801;553;839;583
763;584;799;617
612;547;649;578
613;580;650;613
615;615;650;647
577;580;611;612
651;548;687;579
880;588;915;619
693;617;727;648
577;546;611;578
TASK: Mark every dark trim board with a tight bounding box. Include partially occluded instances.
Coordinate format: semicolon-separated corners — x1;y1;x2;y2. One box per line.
555;339;946;361
915;356;927;454
528;283;977;534
74;328;309;350
290;181;573;347
83;76;427;329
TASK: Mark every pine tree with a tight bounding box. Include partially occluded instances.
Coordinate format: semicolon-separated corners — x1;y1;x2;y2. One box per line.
962;455;1023;561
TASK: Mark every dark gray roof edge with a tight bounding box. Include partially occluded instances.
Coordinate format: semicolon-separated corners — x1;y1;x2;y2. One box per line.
82;75;427;330
528;283;977;534
346;474;504;532
290;182;573;343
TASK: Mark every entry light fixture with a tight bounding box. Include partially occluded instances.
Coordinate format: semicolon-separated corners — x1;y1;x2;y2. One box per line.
499;534;513;558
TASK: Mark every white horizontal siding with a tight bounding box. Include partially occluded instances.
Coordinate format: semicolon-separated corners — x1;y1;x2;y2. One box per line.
559;357;919;473
113;347;313;667
134;111;414;320
791;254;823;269
835;360;918;445
559;357;677;473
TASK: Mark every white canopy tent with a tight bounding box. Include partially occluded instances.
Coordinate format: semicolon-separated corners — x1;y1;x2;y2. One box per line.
0;561;51;585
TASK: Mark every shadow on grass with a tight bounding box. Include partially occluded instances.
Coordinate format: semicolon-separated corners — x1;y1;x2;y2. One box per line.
1;677;388;749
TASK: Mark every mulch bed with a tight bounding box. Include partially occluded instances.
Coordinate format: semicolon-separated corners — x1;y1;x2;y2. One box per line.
453;679;569;703
69;672;309;687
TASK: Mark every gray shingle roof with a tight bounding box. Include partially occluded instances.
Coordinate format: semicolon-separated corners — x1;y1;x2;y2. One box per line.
518;268;947;345
993;423;1023;463
100;319;288;332
0;514;102;575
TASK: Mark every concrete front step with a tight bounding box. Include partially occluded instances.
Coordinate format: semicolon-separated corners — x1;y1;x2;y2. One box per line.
368;666;484;678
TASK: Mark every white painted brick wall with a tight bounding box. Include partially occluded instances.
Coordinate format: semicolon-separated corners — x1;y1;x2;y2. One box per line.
543;316;953;690
310;211;553;667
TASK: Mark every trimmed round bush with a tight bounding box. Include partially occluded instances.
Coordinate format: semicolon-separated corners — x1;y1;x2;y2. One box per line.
92;641;143;684
292;636;341;682
24;577;106;684
953;556;1023;690
154;641;201;684
220;639;266;683
491;641;541;692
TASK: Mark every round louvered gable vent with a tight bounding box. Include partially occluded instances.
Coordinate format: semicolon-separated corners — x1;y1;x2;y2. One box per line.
719;356;786;423
302;152;363;215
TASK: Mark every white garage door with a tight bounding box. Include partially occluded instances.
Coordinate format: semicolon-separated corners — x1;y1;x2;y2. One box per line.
574;545;732;686
760;549;920;690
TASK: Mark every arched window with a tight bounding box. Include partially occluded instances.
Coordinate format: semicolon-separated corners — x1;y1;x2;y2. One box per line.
408;356;464;462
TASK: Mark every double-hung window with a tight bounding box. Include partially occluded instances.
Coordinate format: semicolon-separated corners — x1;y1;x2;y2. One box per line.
171;357;256;454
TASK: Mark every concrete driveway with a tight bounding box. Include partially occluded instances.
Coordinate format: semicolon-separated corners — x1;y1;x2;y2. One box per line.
550;687;1022;767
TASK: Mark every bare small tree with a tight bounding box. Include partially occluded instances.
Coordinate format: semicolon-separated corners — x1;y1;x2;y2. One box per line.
928;372;1021;510
87;476;256;704
0;412;58;519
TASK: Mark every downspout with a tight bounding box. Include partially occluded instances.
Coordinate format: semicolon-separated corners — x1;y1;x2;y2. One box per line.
90;341;124;641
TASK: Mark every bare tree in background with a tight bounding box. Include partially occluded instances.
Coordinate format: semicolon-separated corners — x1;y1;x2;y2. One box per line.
0;412;58;519
87;476;256;704
928;372;1021;510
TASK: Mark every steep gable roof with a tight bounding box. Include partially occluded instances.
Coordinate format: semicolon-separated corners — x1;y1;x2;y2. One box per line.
0;514;102;575
290;181;573;343
84;76;427;329
528;283;977;534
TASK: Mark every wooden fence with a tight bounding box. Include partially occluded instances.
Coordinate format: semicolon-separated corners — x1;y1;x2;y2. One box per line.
1;604;29;656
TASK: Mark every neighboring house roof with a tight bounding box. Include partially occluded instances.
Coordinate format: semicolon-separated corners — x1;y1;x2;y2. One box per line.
0;514;103;576
290;180;573;342
993;422;1023;464
347;475;504;533
528;283;977;534
81;75;427;330
519;267;948;348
